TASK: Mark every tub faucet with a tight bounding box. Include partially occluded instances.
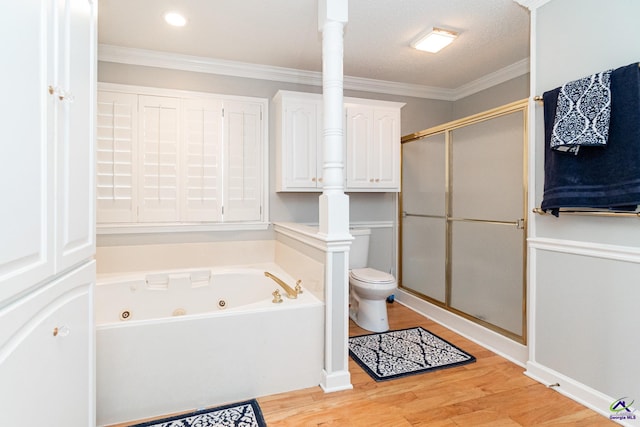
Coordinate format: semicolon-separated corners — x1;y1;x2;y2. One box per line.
264;272;298;299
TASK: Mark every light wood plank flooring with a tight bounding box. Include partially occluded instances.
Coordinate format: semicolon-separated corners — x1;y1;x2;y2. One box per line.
111;302;613;426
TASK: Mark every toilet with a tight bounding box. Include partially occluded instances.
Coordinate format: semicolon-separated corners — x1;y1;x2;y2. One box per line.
349;228;397;332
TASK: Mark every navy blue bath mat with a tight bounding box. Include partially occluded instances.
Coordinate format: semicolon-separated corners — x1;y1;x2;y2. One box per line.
348;326;476;381
130;399;267;427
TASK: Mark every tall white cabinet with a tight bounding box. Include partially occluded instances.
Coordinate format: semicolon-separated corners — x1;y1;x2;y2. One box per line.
0;0;96;425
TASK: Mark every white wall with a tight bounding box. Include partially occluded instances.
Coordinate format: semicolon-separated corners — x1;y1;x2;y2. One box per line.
528;0;640;418
452;74;529;120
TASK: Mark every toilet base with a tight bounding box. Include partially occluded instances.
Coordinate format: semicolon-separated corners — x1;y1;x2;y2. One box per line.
349;293;390;333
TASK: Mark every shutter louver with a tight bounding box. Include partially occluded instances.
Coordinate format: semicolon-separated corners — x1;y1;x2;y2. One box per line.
96;91;137;222
138;95;180;222
224;101;262;222
183;99;223;222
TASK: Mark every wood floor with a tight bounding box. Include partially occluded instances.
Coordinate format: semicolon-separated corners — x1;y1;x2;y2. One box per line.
112;302;613;426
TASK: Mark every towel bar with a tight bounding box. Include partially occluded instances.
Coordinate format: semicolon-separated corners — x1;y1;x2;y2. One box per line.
534;63;640;101
533;207;640;217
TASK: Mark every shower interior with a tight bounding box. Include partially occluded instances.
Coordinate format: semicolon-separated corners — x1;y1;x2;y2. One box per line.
399;100;528;343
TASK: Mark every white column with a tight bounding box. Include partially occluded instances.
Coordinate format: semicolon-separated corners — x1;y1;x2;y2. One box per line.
318;0;352;393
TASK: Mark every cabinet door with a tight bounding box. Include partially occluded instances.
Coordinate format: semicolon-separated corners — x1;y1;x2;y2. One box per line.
0;260;95;427
345;106;373;189
372;108;400;190
0;0;54;302
97;91;138;223
182;99;223;222
138;95;181;222
55;0;96;272
345;104;400;192
284;101;322;190
224;101;263;222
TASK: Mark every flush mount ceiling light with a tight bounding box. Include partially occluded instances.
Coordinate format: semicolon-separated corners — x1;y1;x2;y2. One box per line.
411;27;458;53
164;11;187;27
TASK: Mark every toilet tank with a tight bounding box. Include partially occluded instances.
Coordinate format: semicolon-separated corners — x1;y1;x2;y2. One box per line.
349;228;371;269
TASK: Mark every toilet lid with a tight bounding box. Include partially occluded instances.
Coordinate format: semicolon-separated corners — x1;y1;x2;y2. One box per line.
350;268;395;284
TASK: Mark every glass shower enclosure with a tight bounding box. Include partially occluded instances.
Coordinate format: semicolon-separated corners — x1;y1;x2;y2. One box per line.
400;100;528;343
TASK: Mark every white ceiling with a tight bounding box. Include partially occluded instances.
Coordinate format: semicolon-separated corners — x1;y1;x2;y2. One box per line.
98;0;530;93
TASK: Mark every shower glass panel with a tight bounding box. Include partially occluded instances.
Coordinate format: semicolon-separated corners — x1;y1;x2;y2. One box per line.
399;100;527;343
450;221;524;336
401;133;446;302
450;112;524;222
449;112;525;337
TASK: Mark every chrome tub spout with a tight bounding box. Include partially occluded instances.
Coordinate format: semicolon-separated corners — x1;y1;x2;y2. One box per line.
264;271;298;299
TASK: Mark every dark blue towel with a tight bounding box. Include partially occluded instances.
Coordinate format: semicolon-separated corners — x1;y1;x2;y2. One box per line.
541;62;640;215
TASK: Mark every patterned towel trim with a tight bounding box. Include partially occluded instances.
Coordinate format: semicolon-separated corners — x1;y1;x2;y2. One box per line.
551;70;612;155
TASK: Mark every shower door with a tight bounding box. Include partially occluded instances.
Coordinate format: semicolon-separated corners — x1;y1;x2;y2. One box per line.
400;132;447;303
400;101;527;342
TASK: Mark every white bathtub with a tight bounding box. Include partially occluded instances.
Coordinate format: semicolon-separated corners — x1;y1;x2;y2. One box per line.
95;263;324;426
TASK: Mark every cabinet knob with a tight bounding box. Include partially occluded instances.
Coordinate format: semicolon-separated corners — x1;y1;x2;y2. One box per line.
318;177;323;182
53;325;70;337
47;85;74;102
375;178;380;183
369;179;374;183
311;177;316;182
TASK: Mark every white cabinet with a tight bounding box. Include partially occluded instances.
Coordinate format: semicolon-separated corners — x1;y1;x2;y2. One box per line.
97;86;268;228
1;0;54;300
0;0;96;426
55;0;97;272
0;261;95;427
274;91;403;192
1;0;96;303
274;91;323;191
345;102;403;192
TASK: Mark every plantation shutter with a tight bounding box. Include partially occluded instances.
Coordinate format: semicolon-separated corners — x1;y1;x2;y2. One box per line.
138;95;180;222
182;99;223;222
96;91;137;222
223;101;263;222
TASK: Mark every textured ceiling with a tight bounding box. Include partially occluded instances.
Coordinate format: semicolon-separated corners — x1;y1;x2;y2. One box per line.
98;0;530;90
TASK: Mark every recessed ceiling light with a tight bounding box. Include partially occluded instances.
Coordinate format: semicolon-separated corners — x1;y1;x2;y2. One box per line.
411;27;458;53
164;11;187;27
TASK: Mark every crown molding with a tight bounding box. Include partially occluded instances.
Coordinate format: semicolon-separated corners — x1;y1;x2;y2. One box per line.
344;74;454;100
98;44;324;86
98;44;528;102
513;0;552;10
452;58;530;100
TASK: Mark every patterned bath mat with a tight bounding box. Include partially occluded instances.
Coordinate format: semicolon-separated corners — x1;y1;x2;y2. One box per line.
130;399;267;427
348;326;476;381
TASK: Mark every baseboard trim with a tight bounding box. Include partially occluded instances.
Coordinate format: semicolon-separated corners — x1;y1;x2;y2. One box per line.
524;361;634;426
320;369;353;393
395;289;528;367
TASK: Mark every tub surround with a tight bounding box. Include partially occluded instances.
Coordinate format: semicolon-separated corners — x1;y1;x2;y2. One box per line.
94;227;332;425
95;240;276;275
273;221;354;392
96;263;323;426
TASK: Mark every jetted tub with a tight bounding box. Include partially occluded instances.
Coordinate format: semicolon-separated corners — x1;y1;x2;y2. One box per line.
95;263;324;427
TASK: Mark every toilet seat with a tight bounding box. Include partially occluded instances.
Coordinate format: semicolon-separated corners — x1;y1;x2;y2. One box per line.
350;267;395;284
